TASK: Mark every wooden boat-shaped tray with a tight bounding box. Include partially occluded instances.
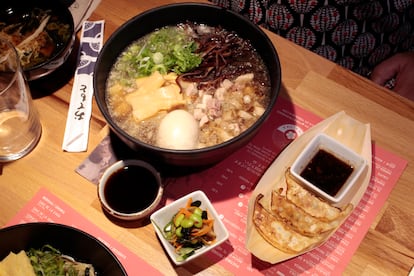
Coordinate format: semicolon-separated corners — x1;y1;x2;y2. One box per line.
245;111;372;264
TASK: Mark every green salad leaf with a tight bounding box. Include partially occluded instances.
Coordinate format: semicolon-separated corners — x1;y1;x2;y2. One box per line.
119;26;202;78
27;244;94;276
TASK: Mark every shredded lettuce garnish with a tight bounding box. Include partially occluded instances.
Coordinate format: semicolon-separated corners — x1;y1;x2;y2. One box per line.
118;26;202;79
27;244;95;276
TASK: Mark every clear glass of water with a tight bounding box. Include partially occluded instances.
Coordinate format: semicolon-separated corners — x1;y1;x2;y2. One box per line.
0;39;42;162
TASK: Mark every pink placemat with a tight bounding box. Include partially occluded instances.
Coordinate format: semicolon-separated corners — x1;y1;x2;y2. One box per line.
5;188;162;275
7;97;407;275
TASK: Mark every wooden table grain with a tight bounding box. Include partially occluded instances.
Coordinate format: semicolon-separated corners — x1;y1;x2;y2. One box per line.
1;0;413;275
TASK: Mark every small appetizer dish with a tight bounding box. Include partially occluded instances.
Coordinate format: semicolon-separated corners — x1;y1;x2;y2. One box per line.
150;190;229;265
246;111;372;264
98;159;163;221
290;133;367;208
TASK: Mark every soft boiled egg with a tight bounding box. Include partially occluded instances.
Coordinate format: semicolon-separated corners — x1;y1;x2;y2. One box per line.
156;110;199;150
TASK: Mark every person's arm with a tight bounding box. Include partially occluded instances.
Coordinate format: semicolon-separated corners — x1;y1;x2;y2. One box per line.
370;52;414;101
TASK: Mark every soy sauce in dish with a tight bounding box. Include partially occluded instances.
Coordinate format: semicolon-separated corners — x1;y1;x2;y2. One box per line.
104;165;159;213
300;149;354;196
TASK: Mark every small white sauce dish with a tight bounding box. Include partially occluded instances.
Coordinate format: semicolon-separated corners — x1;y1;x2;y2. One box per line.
150;190;229;265
290;133;367;208
98;159;163;221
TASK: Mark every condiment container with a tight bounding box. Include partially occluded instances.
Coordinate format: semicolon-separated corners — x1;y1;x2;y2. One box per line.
290;133;367;207
98;159;163;220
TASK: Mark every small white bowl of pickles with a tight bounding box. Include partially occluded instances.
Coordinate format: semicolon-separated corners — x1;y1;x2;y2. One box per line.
150;190;229;265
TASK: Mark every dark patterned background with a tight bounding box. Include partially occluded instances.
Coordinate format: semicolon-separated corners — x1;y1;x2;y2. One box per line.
210;0;414;78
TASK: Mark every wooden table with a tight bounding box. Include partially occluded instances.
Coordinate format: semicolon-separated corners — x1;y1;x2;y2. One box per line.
1;0;413;275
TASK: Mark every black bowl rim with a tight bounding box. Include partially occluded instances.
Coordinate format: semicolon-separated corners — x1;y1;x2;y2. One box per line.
0;222;127;275
94;2;281;157
0;0;75;71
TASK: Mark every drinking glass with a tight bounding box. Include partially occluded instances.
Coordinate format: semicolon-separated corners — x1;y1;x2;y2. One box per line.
0;39;42;162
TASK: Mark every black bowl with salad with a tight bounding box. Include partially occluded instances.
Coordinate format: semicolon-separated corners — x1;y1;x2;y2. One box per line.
0;223;126;275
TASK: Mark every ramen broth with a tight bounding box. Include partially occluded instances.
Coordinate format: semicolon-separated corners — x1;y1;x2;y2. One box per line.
0;7;72;70
106;23;271;149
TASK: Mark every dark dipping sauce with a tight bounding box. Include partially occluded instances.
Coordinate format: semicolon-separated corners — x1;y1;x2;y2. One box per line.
104;165;159;214
300;149;354;197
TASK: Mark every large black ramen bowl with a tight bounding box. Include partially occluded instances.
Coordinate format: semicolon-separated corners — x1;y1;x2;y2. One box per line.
94;3;281;167
0;0;75;80
0;223;127;275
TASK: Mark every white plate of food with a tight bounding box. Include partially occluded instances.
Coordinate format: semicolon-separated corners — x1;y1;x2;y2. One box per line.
150;190;229;265
245;111;372;264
